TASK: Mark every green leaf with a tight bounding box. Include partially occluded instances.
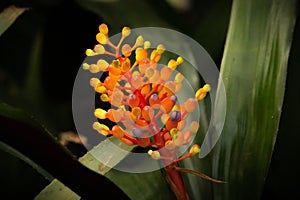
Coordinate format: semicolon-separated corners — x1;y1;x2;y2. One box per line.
105;169;176;200
208;0;297;199
0;6;27;36
37;136;175;199
34;179;80;200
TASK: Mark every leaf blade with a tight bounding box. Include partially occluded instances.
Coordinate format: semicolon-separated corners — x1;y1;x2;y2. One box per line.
210;0;297;199
0;6;27;36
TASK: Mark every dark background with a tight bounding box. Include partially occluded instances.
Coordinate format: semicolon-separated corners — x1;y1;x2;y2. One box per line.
0;0;299;199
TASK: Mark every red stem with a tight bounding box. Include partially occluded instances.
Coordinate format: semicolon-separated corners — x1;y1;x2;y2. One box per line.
153;130;189;200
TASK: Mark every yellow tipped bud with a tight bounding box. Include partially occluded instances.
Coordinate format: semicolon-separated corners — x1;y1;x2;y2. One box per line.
135;48;148;62
122;44;132;57
170;128;178;139
150;49;162;63
135;35;145;46
85;49;94;56
168;59;178;69
144;41;151;49
156;44;165;54
90;78;100;88
195;85;210;101
172;105;180;112
94;44;105;54
148;150;160;160
121;59;131;72
112;60;120;68
132;107;142;117
122;26;131;37
92;122;101;130
96;32;107;44
89;64;100;73
82;63;90;70
176;56;184;65
124;82;132;93
145;67;155;78
97;59;109;71
99;23;108;35
203;84;211;92
174;73;184;83
141;84;151;96
94;108;107;119
92;122;110;136
190;121;199;133
189;144;201;155
100;94;110;102
96;85;106;93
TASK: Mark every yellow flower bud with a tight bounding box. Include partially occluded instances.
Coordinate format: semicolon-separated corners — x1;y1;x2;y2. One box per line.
82;63;90;70
94;108;107;119
97;59;109;71
85;49;94;56
100;94;110;102
190;121;199;133
135;48;147;62
203;84;211;92
176;56;184;65
96;32;107;44
148;150;160;160
132;107;142;117
99;23;108;35
170;128;178;139
90;78;100;88
92;122;110;136
96;85;106;93
174;73;184;83
189;144;201;156
144;41;151;49
168;59;177;69
135;35;145;47
122;26;131;37
89;64;100;73
156;44;165;54
122;44;132;57
94;44;105;54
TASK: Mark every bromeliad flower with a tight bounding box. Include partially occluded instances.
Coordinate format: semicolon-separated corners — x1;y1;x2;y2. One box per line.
83;23;223;200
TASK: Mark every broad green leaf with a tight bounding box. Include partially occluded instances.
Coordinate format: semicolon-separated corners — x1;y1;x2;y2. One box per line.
35;137;134;199
208;0;297;200
105;168;176;200
0;6;27;36
37;136;175;199
35;179;80;200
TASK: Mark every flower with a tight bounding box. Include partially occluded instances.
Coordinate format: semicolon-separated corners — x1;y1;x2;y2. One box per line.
83;23;210;165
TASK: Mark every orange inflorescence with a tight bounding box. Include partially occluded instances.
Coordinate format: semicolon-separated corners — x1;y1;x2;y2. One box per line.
84;23;210;164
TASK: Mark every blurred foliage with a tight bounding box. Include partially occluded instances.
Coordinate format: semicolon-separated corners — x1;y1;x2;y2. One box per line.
0;0;299;199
